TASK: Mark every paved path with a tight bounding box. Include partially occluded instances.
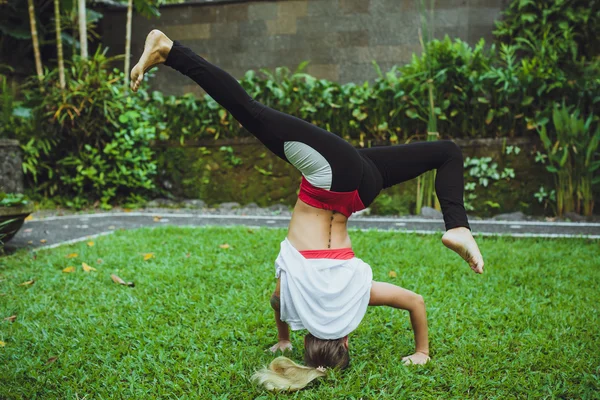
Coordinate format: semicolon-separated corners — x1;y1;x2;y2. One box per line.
4;211;599;252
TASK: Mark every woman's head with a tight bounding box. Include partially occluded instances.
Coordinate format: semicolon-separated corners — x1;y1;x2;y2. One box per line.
253;334;350;391
304;333;350;370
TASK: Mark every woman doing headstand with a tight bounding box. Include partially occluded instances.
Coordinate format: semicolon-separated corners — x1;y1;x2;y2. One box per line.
131;30;484;392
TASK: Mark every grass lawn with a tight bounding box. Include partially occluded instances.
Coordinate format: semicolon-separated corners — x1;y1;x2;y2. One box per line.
0;226;599;399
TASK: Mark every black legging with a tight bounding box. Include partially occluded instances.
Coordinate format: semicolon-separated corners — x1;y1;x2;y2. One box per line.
165;41;469;230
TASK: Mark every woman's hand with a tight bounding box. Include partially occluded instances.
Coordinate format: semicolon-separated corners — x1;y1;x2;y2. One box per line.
402;351;430;365
269;340;293;353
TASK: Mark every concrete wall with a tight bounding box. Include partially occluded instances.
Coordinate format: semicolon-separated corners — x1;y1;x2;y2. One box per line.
99;0;508;96
0;139;24;194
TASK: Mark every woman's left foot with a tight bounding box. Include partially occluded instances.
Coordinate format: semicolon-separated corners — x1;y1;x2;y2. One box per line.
442;227;484;274
130;29;173;92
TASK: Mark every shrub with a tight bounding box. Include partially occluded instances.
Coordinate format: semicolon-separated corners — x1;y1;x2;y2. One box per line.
15;47;158;209
537;104;600;216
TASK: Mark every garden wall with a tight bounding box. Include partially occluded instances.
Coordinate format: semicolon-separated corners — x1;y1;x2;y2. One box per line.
99;0;508;96
155;137;553;216
0;139;24;194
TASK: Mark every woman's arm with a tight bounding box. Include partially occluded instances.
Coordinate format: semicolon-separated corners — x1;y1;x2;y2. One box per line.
269;278;292;352
369;281;430;364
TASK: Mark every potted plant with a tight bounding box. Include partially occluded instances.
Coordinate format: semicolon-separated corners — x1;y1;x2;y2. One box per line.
0;192;34;246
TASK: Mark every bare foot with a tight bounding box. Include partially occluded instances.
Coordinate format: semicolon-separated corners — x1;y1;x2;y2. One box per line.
442;227;485;274
130;29;173;92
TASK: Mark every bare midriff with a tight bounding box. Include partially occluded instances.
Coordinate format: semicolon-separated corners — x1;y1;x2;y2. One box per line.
286;198;352;251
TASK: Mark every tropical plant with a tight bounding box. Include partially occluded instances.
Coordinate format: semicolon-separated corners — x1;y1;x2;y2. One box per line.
537;104;600;216
16;47;158;208
77;0;87;59
0;192;29;207
27;0;44;82
53;0;65;89
414;0;439;214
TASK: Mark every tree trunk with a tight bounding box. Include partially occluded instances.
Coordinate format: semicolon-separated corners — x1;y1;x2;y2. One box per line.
54;0;66;89
78;0;88;59
27;0;44;82
124;0;133;85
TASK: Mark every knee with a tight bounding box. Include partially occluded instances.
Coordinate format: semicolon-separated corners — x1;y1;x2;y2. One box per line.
440;140;463;162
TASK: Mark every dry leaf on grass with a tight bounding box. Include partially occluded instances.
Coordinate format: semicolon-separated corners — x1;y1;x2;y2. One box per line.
0;341;5;347
82;263;96;272
186;253;191;258
18;280;35;286
388;271;397;278
219;244;231;249
97;259;103;264
87;241;94;247
66;253;78;259
62;266;75;273
111;274;135;287
46;356;58;364
143;253;155;261
3;315;16;323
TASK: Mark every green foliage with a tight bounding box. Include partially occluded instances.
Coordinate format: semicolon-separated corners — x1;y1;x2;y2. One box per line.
14;47;157;209
464;147;519;212
0;192;29;207
536;104;600;216
494;0;600;61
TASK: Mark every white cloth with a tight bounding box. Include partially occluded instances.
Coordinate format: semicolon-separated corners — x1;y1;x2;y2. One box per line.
275;238;373;340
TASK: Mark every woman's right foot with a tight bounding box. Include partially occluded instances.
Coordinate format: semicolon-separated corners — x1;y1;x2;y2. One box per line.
130;30;173;92
442;227;485;274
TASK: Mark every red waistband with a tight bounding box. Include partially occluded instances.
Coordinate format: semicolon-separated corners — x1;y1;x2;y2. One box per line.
299;248;355;260
298;177;366;218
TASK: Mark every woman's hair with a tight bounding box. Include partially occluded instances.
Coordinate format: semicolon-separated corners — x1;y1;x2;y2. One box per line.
253;334;350;391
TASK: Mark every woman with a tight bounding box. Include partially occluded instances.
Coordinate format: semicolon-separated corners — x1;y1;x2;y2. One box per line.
131;30;484;391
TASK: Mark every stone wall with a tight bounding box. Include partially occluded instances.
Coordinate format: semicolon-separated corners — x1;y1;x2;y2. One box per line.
154;137;554;217
99;0;508;96
0;139;24;194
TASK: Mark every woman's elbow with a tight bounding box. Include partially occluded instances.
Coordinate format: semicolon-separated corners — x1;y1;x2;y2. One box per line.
411;294;425;310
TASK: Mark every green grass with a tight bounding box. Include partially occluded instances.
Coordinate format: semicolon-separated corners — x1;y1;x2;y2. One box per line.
0;226;599;399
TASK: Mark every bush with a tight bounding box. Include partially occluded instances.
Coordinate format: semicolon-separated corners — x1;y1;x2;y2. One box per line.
14;48;158;209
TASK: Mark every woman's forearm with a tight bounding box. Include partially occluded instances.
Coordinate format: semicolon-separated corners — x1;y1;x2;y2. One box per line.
408;299;429;355
271;293;290;341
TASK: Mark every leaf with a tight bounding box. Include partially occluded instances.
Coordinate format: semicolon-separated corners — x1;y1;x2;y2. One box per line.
97;259;103;264
40;239;47;244
406;108;419;119
24;215;33;221
388;271;397;278
143;253;155;261
0;341;5;347
153;216;162;222
18;280;34;286
219;244;231;249
3;315;16;323
87;241;94;247
82;263;96;272
62;266;75;273
111;274;135;287
66;253;78;259
111;274;125;285
46;356;58;364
